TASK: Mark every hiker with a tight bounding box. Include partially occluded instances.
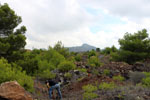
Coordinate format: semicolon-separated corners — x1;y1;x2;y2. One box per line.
45;79;62;100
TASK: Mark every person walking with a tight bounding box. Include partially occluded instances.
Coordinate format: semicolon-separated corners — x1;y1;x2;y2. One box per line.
45;79;62;100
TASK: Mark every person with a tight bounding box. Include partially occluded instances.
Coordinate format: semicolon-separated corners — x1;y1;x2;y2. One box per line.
45;79;62;100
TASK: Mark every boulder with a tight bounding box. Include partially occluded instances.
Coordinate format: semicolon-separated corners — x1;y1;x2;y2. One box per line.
0;81;33;100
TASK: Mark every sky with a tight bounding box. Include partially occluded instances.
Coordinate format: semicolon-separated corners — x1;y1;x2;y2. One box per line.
1;0;150;49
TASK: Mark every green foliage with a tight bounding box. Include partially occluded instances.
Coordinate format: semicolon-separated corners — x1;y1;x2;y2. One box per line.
103;69;110;76
142;77;150;88
16;51;38;75
113;75;125;81
88;50;96;58
0;3;26;62
64;72;72;79
82;84;98;100
102;45;118;55
99;82;116;90
141;72;150;88
58;60;76;72
0;58;34;92
83;92;98;100
77;68;87;73
75;53;82;62
96;48;101;52
143;72;150;77
82;84;98;92
53;41;69;58
14;70;34;92
88;56;101;67
38;69;56;79
44;47;65;67
113;29;150;64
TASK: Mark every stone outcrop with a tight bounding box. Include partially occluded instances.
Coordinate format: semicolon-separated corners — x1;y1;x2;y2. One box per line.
0;81;33;100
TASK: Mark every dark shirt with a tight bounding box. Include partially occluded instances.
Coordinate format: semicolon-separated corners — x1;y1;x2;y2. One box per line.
48;80;57;86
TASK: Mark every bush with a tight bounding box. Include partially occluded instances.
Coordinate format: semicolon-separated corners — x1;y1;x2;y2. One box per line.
142;77;150;88
75;54;82;62
82;84;98;92
113;29;150;64
88;50;96;58
82;84;98;100
103;69;110;76
99;82;116;90
0;58;34;92
83;92;98;100
77;68;87;73
143;72;150;77
113;75;125;81
64;72;72;79
38;69;56;79
58;61;76;72
88;56;101;67
15;70;34;92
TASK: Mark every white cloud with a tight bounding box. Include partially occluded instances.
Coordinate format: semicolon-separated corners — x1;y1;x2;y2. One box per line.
1;0;150;49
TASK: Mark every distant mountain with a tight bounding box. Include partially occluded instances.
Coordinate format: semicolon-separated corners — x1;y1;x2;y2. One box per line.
67;43;97;52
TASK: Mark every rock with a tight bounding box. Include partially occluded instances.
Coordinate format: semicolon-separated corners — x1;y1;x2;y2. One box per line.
0;81;33;100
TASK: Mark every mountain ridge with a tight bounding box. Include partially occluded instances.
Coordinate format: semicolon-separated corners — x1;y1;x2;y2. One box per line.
66;43;97;52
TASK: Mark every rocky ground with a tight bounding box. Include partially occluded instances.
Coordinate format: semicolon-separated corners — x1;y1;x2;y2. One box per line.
1;55;150;100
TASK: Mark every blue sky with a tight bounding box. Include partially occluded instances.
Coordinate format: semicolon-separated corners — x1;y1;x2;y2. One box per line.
1;0;150;49
86;7;127;33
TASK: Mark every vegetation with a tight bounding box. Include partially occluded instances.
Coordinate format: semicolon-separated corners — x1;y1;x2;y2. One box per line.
99;82;116;90
113;75;125;81
82;84;98;100
103;69;110;76
0;58;34;92
58;60;76;72
101;45;118;55
75;53;82;62
0;3;26;62
112;29;150;64
88;56;101;67
82;84;98;92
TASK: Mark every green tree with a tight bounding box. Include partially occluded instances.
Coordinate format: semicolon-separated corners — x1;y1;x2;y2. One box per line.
88;56;101;67
113;29;150;64
53;41;69;58
0;58;34;92
0;3;26;62
58;60;76;72
102;45;118;55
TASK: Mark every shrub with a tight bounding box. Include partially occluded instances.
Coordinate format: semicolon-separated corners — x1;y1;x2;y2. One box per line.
58;61;76;72
113;75;125;81
64;72;72;79
113;29;150;64
82;84;98;100
77;68;87;73
142;77;150;88
129;71;146;84
143;72;150;77
92;69;99;75
75;54;82;62
0;58;34;92
82;84;98;92
99;82;116;90
88;56;101;67
103;69;110;76
88;50;96;58
83;92;98;100
15;70;34;92
38;69;56;79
